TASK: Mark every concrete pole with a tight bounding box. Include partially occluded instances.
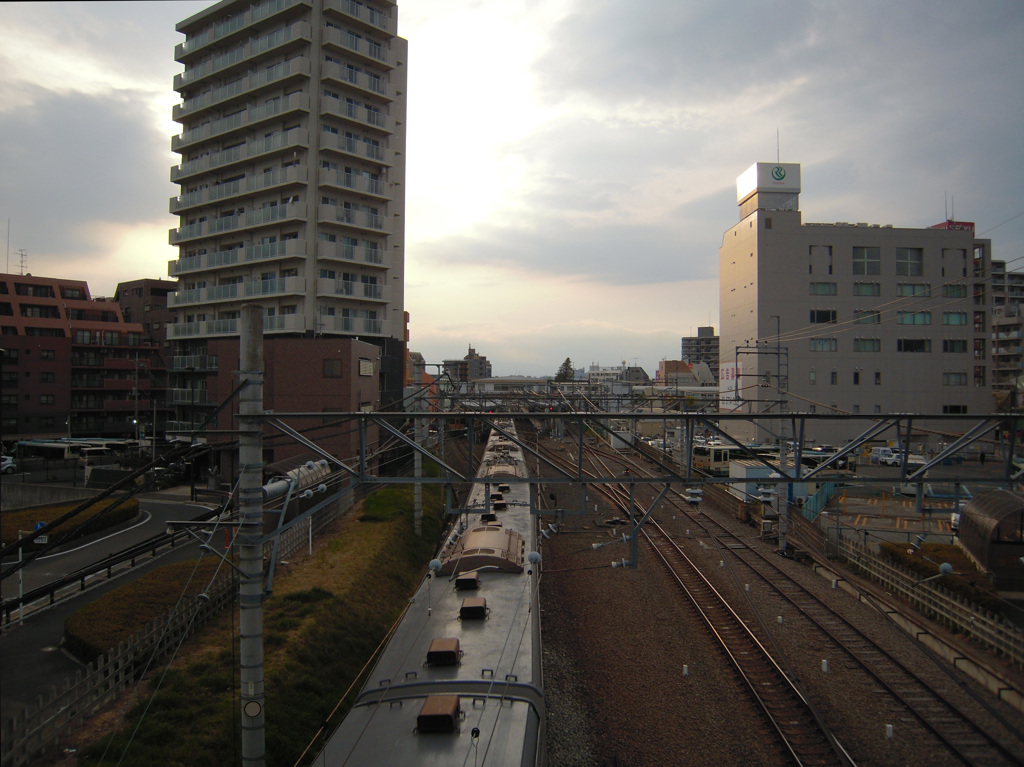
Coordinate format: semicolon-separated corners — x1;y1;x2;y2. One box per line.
238;305;265;767
414;411;423;537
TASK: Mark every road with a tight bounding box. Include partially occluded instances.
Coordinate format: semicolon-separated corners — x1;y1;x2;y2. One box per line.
0;488;213;722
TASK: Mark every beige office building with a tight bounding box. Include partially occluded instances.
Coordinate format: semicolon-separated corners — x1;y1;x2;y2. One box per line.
719;162;993;446
167;0;407;426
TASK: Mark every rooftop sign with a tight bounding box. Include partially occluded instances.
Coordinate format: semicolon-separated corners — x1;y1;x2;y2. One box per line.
737;162;801;203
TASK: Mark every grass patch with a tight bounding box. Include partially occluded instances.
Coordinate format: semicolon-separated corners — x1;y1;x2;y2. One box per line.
1;496;139;549
70;480;447;767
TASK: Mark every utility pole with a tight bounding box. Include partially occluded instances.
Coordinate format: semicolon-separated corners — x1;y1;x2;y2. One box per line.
238;305;266;767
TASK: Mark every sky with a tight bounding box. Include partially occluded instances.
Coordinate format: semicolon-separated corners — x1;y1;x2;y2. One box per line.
2;1;1023;377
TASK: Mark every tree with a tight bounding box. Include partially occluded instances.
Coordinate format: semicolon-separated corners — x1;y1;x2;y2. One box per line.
555;357;575;382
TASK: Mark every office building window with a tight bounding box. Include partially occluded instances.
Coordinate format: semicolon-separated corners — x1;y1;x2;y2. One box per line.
809;282;837;295
896;283;930;297
853;282;880;296
323;359;343;378
942;372;967;386
943;405;967;414
810;309;837;324
809;370;816;385
809;338;837;352
853;371;860;385
830;371;838;385
896;247;924;276
943;339;967;353
853;338;880;352
852;246;880;275
943;284;967;298
897;311;931;325
874;371;882;385
854;310;880;324
359;358;374;376
943;312;968;325
897;338;931;352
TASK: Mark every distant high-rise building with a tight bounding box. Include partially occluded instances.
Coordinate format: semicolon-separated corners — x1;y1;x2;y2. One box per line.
167;0;406;462
681;326;719;378
719;162;993;445
443;346;492;384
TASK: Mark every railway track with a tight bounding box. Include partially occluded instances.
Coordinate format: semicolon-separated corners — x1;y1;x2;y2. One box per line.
538;436;1024;765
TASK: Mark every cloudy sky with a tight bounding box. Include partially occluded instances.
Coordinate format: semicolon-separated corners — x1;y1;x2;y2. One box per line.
2;1;1023;377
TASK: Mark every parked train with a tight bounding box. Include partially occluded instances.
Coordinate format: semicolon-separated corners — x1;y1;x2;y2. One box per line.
311;419;545;766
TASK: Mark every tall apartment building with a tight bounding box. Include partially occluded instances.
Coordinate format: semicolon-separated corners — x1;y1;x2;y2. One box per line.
989;260;1024;404
719;163;993;446
0;274;163;441
442;346;492;384
681;326;719;379
167;0;406;460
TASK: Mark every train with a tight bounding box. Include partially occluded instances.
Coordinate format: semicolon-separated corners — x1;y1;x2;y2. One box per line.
310;419;545;766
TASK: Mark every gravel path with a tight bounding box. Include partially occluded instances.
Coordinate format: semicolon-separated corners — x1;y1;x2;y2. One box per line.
538;472;1024;767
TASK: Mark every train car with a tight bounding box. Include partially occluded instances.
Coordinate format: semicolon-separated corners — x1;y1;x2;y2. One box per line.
311;419;544;766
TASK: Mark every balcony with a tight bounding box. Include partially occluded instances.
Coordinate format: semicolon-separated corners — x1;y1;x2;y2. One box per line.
317;315;383;335
169;355;219;372
168;388;211;406
323;0;396;36
320;131;393;167
171;128;309;183
318;168;387;199
104;398;153;413
317;240;385;267
175;0;308;63
320;97;392;135
322;25;396;70
171;165;307;214
173;49;311;121
172;91;310;151
168;313;306;339
317;204;389;235
170;277;305;308
320;60;395;103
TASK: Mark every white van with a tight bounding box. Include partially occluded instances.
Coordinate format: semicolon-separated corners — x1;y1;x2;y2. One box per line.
870;447;900;466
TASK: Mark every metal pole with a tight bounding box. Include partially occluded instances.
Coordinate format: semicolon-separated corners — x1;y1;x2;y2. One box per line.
238;305;265;767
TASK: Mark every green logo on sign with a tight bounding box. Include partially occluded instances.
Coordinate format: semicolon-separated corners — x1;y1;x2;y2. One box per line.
771;166;786;181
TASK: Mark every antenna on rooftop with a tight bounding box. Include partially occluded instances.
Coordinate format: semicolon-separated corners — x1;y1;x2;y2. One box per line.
17;249;27;276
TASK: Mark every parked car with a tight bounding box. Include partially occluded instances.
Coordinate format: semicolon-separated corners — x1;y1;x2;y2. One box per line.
1;455;18;474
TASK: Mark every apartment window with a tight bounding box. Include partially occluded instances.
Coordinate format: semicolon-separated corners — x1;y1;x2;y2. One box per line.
942;372;967;386
974;339;986;360
898;338;931;352
40;394;55;405
320;232;337;243
809;370;816;385
943;339;967;353
810;309;837;324
830;371;838;385
852;338;880;353
896;283;930;297
809;338;837;352
874;404;882;414
323;359;343;378
853;371;860;385
852;246;880;275
896;247;924;276
40;349;55;360
897;311;931;325
943;284;967;298
975;366;986;387
281;305;297;315
854;310;880;324
320;269;336;279
973;311;986;332
40;371;55;383
358;358;374;376
853;282;880;296
874;371;881;385
809;282;837;295
852;405;860;414
943;312;968;326
943;405;968;414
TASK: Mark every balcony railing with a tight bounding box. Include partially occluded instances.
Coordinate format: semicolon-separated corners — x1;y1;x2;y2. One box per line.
171;165;307;214
172;129;309;183
168;313;306;338
169;355;219;372
175;0;304;61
